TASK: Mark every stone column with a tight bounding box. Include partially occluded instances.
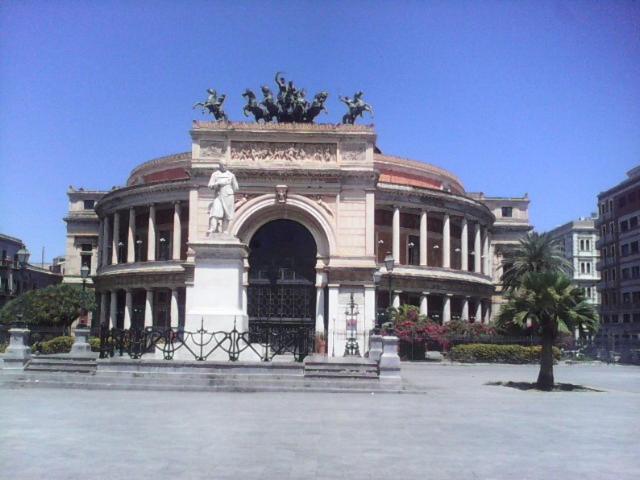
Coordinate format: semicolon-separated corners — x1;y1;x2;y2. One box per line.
474;223;482;273
144;288;154;328
123;289;133;329
111;211;120;265
484;301;492;324
483;229;490;275
109;290;118;328
99;291;108;325
127;207;136;263
442;213;450;269
172;202;182;260
475;299;483;324
97;219;104;268
442;294;452;324
392;290;401;309
392;205;400;264
419;210;428;266
419;292;429;317
315;271;327;334
365;190;375;257
147;204;156;262
327;284;340;356
102;216;110;267
170;288;179;329
461;217;468;271
462;296;470;321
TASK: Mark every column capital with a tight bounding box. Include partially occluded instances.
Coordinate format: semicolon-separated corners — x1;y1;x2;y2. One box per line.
445;293;453;297
421;291;430;296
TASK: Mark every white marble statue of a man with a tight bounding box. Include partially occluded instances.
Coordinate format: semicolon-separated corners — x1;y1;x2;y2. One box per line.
207;163;239;235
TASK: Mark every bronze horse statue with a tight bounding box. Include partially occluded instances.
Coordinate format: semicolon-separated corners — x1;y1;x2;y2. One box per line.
340;91;373;124
193;88;228;121
304;91;329;123
242;89;267;122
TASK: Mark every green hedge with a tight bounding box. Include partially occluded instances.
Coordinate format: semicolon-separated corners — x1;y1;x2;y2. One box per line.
89;337;100;352
449;344;561;364
32;336;74;354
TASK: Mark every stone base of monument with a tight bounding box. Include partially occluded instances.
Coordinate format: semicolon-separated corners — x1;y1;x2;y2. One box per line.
184;237;253;361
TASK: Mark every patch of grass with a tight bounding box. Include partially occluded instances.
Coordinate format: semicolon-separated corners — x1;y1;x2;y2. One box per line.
486;381;603;392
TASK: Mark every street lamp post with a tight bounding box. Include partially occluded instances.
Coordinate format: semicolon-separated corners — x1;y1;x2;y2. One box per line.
14;246;30;326
79;264;90;327
384;252;394;310
372;270;382;330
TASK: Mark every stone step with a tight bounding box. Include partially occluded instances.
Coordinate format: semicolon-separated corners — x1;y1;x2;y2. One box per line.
26;356;97;373
0;373;409;394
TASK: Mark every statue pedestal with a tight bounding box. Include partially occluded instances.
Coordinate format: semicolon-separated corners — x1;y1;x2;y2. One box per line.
184;236;252;361
2;328;31;371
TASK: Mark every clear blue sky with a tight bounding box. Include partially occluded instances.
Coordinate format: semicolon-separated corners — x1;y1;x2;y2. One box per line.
1;0;639;263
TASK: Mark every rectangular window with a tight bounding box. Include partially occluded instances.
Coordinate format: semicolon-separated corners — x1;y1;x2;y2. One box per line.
622;244;630;256
631;217;639;229
83;199;95;210
623;292;631;303
580;262;586;274
585;239;590;250
80;243;92;252
622;268;630;280
586;262;591;273
501;207;513;218
621;220;629;232
633;266;640;278
80;254;91;272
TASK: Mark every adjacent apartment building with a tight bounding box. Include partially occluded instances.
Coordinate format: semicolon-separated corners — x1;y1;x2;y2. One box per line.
62;187;107;287
596;166;640;360
0;233;62;308
468;193;533;318
548;215;601;309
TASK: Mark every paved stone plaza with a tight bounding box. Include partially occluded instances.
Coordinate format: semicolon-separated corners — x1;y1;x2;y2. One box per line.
1;363;638;480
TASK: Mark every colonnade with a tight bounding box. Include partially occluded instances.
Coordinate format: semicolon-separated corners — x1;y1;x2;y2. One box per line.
98;201;183;267
98;287;182;329
388;206;492;275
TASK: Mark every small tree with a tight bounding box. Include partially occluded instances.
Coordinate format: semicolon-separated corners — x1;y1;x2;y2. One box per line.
501;232;572;292
0;284;96;328
498;272;598;390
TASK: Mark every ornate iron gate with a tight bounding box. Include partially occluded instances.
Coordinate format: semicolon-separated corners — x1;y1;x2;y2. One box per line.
247;219;317;356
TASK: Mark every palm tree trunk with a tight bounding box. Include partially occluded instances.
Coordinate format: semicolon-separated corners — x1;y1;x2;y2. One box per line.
537;333;555;390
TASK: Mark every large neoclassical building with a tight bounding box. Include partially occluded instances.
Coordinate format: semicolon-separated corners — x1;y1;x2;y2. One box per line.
64;121;531;355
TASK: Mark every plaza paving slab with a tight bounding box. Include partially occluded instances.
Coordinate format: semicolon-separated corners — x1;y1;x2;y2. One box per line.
1;363;638;480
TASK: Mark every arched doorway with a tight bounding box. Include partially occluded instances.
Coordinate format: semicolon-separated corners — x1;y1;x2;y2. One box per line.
247;219;317;329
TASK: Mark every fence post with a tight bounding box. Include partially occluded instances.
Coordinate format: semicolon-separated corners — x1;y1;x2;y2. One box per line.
379;336;401;380
2;326;31;371
369;334;383;362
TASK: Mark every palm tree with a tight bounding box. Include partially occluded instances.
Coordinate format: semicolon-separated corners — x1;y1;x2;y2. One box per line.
498;272;599;390
501;232;572;292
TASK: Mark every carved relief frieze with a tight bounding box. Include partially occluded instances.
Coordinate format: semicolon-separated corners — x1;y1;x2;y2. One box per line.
200;140;226;158
340;143;366;163
230;141;337;163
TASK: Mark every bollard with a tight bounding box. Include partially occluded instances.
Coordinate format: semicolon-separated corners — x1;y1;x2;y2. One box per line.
379;335;401;379
2;327;31;370
369;334;383;363
70;327;94;356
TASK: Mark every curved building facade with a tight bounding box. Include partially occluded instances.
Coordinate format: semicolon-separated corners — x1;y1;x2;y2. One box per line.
66;122;530;356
